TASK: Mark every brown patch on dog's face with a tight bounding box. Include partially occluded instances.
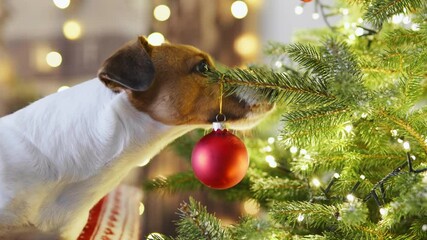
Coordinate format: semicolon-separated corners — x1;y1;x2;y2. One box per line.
99;37;273;128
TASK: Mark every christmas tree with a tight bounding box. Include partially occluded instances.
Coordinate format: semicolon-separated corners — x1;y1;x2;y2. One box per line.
144;0;427;239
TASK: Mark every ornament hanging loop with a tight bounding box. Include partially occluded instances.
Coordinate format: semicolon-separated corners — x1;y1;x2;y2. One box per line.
213;77;227;131
215;113;227;122
218;76;225;117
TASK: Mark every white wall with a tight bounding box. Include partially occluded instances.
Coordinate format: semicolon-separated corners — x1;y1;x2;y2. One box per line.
260;0;330;44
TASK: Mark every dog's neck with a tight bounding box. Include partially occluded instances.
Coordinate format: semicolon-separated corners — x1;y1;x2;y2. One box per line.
5;79;196;182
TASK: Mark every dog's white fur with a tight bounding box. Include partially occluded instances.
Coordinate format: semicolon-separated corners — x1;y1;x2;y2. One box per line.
0;39;272;239
0;80;270;239
0;79;198;238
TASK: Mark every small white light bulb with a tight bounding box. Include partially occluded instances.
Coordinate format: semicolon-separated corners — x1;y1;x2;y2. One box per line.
312;178;321;187
392;14;404;24
312;12;320;20
403;141;411;151
290;146;298;154
346;194;355;202
355;27;364;37
411;24;420;31
297;213;305;222
379;207;388;216
294;6;304;15
344;124;353;133
341;8;349;15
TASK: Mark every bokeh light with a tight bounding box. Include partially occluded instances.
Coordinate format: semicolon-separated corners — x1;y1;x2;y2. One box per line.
63;20;82;40
46;51;62;68
153;5;171;21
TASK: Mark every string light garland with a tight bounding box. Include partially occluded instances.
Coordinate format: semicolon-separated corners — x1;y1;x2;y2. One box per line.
301;150;427;216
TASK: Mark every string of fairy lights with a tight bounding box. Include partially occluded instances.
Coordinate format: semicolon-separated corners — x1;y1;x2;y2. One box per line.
258;122;427;226
293;0;420;44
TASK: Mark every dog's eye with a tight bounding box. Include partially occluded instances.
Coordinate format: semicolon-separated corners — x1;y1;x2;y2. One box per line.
194;60;209;74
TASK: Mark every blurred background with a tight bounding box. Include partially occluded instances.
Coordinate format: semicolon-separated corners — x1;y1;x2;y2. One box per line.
0;0;328;237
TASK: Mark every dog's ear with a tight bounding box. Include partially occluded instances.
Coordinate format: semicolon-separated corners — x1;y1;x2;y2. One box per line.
98;36;155;92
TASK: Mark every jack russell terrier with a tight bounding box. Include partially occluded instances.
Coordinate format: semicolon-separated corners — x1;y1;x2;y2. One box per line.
0;36;273;239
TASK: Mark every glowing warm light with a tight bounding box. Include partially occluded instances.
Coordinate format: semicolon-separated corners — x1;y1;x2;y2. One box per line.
234;33;259;59
275;61;283;68
411;23;420;31
357;18;364;23
397;138;404;143
153;5;171;21
355;27;364;36
361;113;368;118
411;155;416;160
138;158;151;167
265;155;277;168
346;194;355;202
390;129;398;137
243;199;260;215
333;173;340;179
392;14;404;24
341;8;349;15
147;233;165;240
360;175;366;180
402;16;411;24
348;34;356;41
231;1;248;19
312;178;321;187
297;213;305;222
403;141;411;151
53;0;70;9
63;20;82;40
268;137;275;144
147;32;165;46
300;149;307;155
379;207;388;216
422;224;427;232
312;12;320;20
262;146;272;152
139;202;145;215
300;164;308;171
57;86;70;92
290;146;298;154
294;6;303;15
344;22;351;29
46;51;62;68
344;124;353;133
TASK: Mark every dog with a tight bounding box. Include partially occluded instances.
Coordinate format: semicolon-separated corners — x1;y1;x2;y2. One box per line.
0;36;273;239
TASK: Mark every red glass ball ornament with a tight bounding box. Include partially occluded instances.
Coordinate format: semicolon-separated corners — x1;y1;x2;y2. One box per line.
301;0;312;2
191;124;249;190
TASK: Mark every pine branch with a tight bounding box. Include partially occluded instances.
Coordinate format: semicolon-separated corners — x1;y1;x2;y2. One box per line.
207;67;335;107
143;171;202;193
175;197;230;240
269;201;338;229
250;176;309;202
364;0;426;28
377;109;427;155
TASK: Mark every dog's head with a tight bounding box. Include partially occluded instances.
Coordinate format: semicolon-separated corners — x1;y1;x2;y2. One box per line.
98;36;273;129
